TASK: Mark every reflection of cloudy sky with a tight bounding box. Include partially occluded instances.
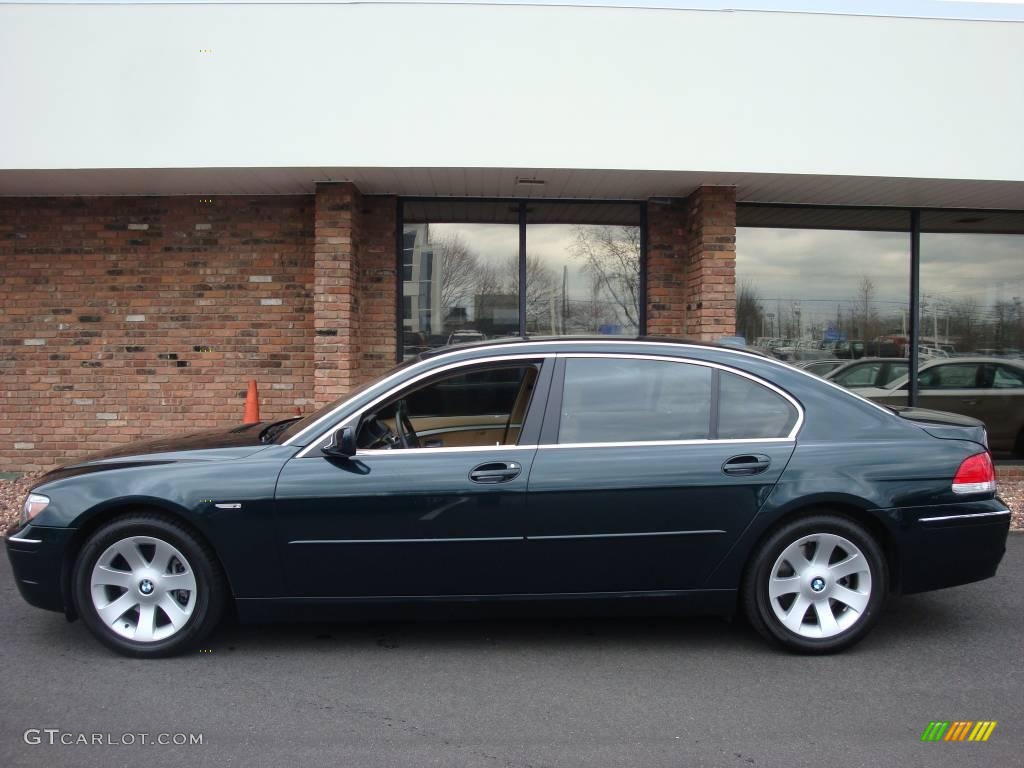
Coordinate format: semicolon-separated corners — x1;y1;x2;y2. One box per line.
738;228;1024;329
737;228;910;329
920;233;1024;307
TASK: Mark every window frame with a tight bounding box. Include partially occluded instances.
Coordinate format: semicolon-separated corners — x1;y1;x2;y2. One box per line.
540;353;803;448
395;197;646;362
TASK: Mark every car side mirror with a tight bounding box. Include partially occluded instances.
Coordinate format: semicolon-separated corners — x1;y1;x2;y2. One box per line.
323;426;357;459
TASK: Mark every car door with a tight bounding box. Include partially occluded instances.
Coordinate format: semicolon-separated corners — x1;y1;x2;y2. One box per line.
520;354;799;593
273;359;550;597
915;362;987;423
974;363;1024;453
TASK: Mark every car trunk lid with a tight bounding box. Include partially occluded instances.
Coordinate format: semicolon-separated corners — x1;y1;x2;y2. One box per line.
888;405;988;448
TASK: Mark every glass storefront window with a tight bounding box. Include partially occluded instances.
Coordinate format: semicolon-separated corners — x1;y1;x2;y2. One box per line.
401;201;641;358
736;209;911;384
401;202;520;360
919;211;1024;360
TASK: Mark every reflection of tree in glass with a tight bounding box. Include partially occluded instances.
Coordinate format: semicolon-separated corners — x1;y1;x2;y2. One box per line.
478;254;560;332
570;225;641;330
736;280;765;342
434;232;481;311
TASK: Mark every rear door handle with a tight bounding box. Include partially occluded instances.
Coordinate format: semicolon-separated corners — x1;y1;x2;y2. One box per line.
469;461;522;484
722;454;771;476
960;399;979;405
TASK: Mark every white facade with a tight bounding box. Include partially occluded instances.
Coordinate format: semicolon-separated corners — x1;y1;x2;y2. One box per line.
1;1;1023;206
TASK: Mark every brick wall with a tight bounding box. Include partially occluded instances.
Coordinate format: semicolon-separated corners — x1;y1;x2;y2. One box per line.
0;195;316;473
645;187;737;341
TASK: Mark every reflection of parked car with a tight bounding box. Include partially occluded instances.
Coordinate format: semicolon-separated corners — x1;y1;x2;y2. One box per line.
402;331;430;356
447;330;486;346
796;359;844;377
865;357;1024;457
825;358;909;390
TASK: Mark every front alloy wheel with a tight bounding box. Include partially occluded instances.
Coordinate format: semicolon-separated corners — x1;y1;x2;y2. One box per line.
743;514;886;653
90;536;198;643
74;513;225;657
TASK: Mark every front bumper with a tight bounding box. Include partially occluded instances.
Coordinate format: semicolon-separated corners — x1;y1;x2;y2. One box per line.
895;499;1011;594
5;522;74;613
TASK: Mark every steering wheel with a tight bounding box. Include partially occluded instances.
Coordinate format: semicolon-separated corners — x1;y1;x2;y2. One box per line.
393;400;421;449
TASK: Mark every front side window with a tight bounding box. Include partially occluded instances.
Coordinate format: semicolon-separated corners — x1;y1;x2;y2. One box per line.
358;364;539;450
558;358;712;444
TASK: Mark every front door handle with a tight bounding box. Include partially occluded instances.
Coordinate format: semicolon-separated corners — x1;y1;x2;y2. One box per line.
469;461;522;484
960;399;979;406
722;454;771;476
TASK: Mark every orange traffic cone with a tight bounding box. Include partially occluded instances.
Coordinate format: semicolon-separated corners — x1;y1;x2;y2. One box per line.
244;380;260;424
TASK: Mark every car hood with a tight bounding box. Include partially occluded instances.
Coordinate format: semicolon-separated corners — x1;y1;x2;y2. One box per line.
32;423;273;487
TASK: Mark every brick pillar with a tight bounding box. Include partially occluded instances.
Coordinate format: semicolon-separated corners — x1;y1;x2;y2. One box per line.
313;182;362;405
358;195;398;382
645;186;736;341
313;183;398;406
684;186;736;340
645;198;690;337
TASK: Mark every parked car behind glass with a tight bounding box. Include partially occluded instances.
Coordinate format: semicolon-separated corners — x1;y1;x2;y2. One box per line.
866;357;1024;457
825;358;909;390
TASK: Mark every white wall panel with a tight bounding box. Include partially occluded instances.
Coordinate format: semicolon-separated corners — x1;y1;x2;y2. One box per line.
1;3;1022;183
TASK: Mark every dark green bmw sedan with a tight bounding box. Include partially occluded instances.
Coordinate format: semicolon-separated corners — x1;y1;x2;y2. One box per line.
5;338;1012;657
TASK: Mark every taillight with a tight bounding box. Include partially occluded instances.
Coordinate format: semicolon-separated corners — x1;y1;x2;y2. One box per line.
952;452;996;495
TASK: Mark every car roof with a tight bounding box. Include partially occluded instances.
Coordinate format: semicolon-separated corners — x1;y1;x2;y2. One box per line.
920;356;1024;367
419;335;760;359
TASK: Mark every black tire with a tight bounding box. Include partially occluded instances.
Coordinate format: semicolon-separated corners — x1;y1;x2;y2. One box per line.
73;512;226;658
742;513;887;654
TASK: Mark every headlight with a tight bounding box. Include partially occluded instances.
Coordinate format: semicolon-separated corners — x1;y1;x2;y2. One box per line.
21;493;49;525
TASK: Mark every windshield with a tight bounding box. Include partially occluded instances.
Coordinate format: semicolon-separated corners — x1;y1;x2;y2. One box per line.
274;357;422;444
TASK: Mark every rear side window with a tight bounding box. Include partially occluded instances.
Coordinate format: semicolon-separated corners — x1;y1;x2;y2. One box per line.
718;371;798;439
559;358;712;443
993;365;1024;389
833;362;882;388
919;364;980;390
556;358;798;444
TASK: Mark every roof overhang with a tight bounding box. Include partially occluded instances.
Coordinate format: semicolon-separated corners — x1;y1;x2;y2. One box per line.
2;167;1023;210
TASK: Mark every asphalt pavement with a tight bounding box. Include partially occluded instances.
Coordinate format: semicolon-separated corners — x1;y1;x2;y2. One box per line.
1;535;1022;768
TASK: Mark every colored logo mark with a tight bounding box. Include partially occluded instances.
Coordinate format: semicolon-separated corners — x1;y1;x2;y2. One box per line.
921;721;997;742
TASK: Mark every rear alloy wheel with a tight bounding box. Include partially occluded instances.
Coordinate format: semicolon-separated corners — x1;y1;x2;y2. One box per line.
743;514;886;653
73;514;225;657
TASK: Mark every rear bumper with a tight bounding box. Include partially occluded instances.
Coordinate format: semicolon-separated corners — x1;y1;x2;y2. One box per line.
4;523;73;613
892;500;1011;594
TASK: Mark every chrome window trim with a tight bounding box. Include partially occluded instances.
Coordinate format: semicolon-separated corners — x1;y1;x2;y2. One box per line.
918;510;1010;523
296;348;806;457
355;444;539;457
283;339;889;448
294;354;552;458
538;438;795;450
